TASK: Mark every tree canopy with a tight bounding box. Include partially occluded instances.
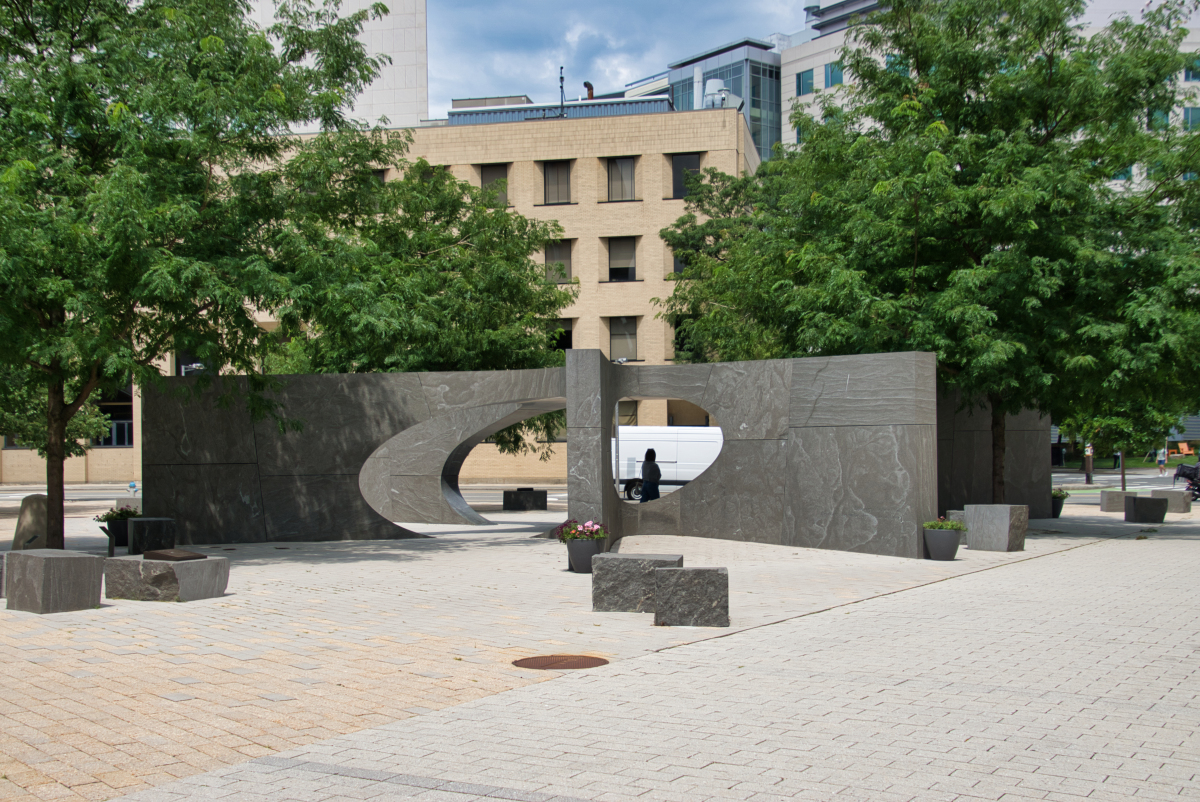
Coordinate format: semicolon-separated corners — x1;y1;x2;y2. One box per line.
661;0;1200;501
0;0;573;546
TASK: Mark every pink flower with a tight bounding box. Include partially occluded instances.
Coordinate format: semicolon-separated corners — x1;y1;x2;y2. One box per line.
584;521;593;528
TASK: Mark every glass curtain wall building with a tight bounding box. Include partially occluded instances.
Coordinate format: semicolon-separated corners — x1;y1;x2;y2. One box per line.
667;39;781;162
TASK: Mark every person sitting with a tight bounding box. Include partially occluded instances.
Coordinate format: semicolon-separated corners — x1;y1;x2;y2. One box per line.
640;448;661;503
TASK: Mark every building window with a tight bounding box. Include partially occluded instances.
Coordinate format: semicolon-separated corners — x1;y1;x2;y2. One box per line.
886;55;908;76
3;435;30;449
608;237;636;281
93;386;135;448
673;254;686;274
94;420;134;448
608;157;635;201
1185;108;1200;130
797;69;814;96
546;241;572;283
617;400;638;426
481;163;508;206
610;317;637;361
553;319;573;350
371;169;388;184
543;160;571;204
824;62;843;87
671;153;701;199
1187;60;1200;81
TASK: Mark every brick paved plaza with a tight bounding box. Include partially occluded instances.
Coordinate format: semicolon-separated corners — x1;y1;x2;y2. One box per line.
2;502;1197;802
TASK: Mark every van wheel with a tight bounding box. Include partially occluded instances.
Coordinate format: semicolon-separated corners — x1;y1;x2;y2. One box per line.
625;481;642;501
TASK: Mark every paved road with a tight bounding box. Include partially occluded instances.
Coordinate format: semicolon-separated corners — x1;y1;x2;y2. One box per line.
115;528;1200;802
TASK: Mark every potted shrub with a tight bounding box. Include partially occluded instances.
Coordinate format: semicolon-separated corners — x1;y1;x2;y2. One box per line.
923;518;966;561
1051;488;1069;518
555;519;608;573
95;505;141;548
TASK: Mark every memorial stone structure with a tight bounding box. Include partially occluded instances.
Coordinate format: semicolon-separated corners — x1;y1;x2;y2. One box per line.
143;349;1047;559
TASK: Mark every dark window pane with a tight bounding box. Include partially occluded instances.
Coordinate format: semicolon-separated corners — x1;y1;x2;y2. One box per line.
1188;60;1200;81
610;318;637;361
1185;108;1200;130
608;237;636;281
797;69;814;96
672;153;701;199
481;163;508;206
553;319;573;350
544;160;571;204
546;241;572;282
824;62;843;87
608;158;635;201
673;254;686;274
617;400;637;425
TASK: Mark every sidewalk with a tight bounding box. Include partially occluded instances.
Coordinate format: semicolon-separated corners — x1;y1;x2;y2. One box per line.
0;504;1194;802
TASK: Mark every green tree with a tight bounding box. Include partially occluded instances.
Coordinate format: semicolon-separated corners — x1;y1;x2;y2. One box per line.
661;0;1200;502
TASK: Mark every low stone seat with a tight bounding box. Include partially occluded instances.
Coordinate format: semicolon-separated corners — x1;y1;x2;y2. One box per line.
592;553;683;612
128;518;176;556
6;550;104;614
105;553;229;602
502;489;547;511
1125;496;1168;524
964;505;1027;552
653;567;729;627
1150;489;1192;514
1100;490;1136;513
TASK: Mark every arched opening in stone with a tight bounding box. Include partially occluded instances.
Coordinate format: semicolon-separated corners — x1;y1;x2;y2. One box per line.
612;397;724;503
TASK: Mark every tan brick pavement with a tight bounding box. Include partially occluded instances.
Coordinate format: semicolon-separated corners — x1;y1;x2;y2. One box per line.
0;504;1167;802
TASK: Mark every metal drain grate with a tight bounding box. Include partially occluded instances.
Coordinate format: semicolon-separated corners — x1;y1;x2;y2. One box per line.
512;655;609;670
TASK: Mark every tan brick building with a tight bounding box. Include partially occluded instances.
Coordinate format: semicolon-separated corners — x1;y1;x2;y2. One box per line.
2;103;756;485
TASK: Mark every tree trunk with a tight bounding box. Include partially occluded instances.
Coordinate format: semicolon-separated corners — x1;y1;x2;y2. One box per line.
989;395;1006;504
46;379;68;549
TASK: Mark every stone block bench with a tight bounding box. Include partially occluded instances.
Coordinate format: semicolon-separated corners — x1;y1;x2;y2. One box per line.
653;567;729;627
105;550;229;602
128;518;176;556
1125;496;1168;524
964;505;1028;552
1150;489;1192;514
1100;490;1137;513
592;553;683;613
6;550;103;614
502;489;548;511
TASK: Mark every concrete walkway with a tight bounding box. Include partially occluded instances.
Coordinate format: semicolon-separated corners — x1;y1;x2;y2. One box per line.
1;501;1195;802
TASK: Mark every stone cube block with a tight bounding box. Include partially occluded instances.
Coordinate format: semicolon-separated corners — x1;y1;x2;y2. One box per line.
1124;496;1168;524
105;555;229;602
653;567;729;627
946;510;965;523
592;553;684;612
6;550;103;614
964;505;1028;552
128;518;176;556
502;490;548;511
1100;490;1136;513
1150;489;1192;514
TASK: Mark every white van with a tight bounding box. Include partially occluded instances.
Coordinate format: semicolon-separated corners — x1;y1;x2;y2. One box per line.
612;425;723;500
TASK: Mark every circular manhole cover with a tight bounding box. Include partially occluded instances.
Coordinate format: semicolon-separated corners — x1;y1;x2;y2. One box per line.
512;655;609;670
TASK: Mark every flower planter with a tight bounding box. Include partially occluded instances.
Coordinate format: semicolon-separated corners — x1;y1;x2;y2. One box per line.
566;539;605;574
923;528;961;561
106;518;131;548
1051;497;1065;518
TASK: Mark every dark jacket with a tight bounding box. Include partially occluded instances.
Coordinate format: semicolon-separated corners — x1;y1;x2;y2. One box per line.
642;461;661;484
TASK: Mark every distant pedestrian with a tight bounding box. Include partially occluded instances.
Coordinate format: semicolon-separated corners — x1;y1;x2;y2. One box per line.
640;448;661;503
1158;447;1168;476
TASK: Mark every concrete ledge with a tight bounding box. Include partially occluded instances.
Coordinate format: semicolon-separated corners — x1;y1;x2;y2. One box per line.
964;505;1027;552
1100;490;1136;513
654;567;729;627
105;555;229;602
592;553;683;613
1150;489;1192;514
6;550;103;614
1125;496;1168;524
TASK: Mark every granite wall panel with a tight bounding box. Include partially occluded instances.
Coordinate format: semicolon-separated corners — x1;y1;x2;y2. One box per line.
701;361;792;440
142;379;258;466
790;352;937;428
143;464;267;545
260;474;424;540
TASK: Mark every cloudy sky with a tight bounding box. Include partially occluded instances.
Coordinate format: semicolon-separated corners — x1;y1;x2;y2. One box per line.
424;1;808;117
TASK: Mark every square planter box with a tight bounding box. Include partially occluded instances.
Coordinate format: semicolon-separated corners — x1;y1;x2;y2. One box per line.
963;505;1027;552
502;490;548;511
1124;496;1167;524
105;554;229;602
592;553;684;612
653;567;729;627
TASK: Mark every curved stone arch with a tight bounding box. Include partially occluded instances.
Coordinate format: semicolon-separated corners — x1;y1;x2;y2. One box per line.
359;367;566;526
